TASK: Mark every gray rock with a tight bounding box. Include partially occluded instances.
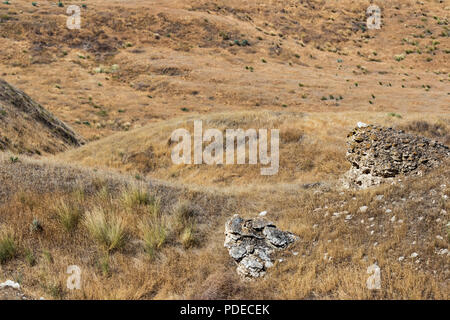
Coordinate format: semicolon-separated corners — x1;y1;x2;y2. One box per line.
229;244;247;260
225;214;244;234
252;217;275;230
224;215;298;278
343;125;449;189
263;226;296;247
237;256;265;278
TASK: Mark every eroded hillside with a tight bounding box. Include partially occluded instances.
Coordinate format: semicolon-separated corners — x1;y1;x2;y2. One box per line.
0;78;84;154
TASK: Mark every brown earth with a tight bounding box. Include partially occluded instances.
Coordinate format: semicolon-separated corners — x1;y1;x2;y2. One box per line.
0;78;84;155
0;0;448;300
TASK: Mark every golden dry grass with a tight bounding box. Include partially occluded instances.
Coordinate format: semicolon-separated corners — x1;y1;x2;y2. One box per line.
57;111;450;189
0;0;449;300
0;154;448;299
0;0;448;143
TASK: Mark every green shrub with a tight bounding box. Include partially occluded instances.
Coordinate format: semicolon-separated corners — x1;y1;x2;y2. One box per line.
0;233;16;264
387;112;402;118
24;248;36;266
394;54;406;61
30;218;43;233
9;156;19;163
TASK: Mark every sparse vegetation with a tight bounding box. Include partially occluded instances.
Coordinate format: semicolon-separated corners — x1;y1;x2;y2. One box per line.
54;199;83;233
0;0;448;301
30;218;43;233
84;208;126;252
24;248;36;266
120;187;154;209
394;54;406;61
0;232;16;264
387;112;402;119
9;156;19;163
180;224;196;249
140;215;168;258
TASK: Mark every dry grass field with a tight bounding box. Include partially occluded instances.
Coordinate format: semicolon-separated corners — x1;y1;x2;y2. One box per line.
0;0;448;300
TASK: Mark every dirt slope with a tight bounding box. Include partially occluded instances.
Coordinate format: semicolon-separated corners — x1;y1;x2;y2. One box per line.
0;78;84;155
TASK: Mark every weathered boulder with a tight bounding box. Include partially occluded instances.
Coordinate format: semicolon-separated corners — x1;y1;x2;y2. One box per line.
343;124;449;188
224;215;298;278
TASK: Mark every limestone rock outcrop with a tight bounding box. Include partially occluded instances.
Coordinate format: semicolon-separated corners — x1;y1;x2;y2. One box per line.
343;124;449;188
224;214;298;278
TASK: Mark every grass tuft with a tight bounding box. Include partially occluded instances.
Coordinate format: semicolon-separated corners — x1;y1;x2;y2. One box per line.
121;187;154;210
180;224;196;249
174;200;197;228
140;217;167;258
173;200;198;248
84;208;126;252
0;232;16;264
54;199;83;232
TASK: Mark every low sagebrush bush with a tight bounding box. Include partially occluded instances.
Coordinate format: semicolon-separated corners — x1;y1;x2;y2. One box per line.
30;218;43;233
84;208;126;252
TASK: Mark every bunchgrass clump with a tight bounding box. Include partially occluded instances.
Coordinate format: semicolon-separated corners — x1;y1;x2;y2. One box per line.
174;200;196;227
84;208;126;252
0;232;16;264
46;282;64;299
140;217;167;258
42;249;53;264
173;200;198;248
180;224;196;249
24;248;36;266
97;254;111;277
54;199;83;233
120;187;154;210
95;186;112;204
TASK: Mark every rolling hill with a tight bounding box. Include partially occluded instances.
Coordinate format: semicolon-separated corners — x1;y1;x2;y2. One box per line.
0;0;448;300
